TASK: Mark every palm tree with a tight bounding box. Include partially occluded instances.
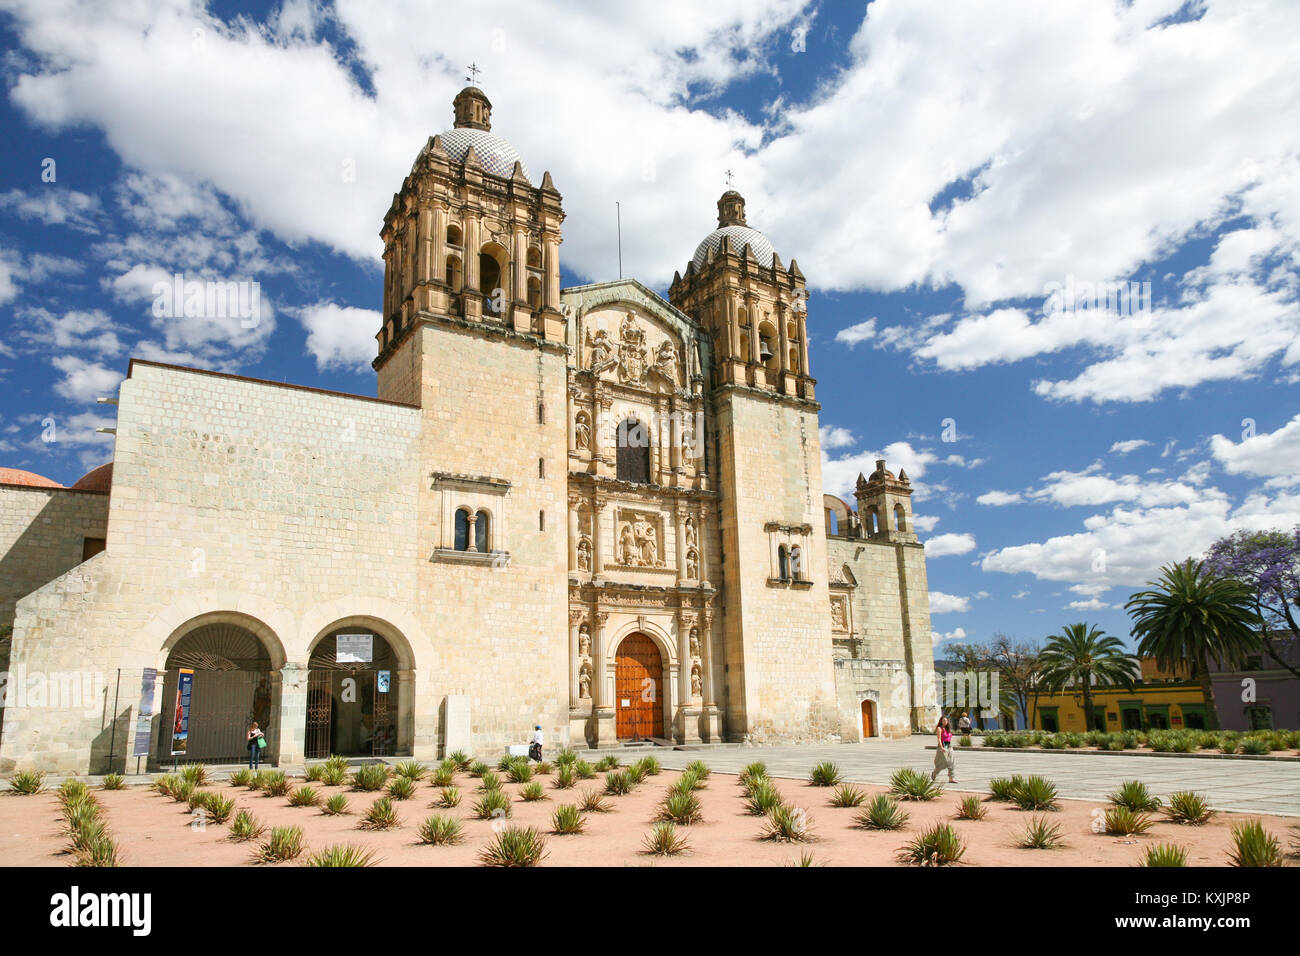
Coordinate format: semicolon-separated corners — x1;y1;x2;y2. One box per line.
1038;624;1135;731
1125;558;1263;731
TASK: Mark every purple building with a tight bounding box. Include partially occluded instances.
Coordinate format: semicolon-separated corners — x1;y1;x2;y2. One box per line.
1209;635;1300;731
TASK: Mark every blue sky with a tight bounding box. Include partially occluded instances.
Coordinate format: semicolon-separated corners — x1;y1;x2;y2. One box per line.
1;0;1298;657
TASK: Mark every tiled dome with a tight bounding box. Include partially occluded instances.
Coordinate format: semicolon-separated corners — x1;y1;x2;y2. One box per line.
0;467;63;488
436;127;530;181
72;461;113;492
692;224;778;270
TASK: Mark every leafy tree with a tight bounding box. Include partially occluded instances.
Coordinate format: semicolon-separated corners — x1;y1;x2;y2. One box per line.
1204;528;1300;679
1038;624;1135;732
1125;558;1263;730
988;634;1042;730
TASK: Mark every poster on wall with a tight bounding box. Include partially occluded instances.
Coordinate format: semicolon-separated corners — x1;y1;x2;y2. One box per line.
132;667;157;758
377;670;391;694
336;633;373;664
170;668;194;756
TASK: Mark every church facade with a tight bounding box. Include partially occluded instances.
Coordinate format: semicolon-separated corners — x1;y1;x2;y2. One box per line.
0;87;935;774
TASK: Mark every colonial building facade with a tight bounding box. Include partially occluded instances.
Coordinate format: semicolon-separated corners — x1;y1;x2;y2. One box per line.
0;87;935;773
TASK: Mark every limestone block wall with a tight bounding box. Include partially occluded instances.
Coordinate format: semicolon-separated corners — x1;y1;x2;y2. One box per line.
0;486;108;634
412;323;571;755
834;658;912;740
714;393;837;742
0;362;425;773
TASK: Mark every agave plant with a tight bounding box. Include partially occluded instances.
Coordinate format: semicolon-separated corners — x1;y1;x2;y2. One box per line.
761;804;813;843
553;747;577;767
479;826;548;867
739;762;768;789
252;825;305;863
1161;790;1213;825
472;789;512;820
809;761;842;787
179;763;210;787
229;810;265;842
324;754;349;774
829;784;867;808
322;793;350;816
988;775;1025;802
387;776;416;801
658;792;703;825
534;761;553;776
305;844;381;867
431;766;456;788
304;764;325;783
673;769;705;794
1142;843;1189;867
554;765;576;790
321;764;348;787
1108;780;1162;812
152;774;179;798
637;755;661;776
625;762;648;786
477;771;502;792
468;761;491;778
1018;815;1066;849
889;768;942;801
505;760;533;784
288;785;320;808
1241;737;1271;756
1103;806;1154;835
685;760;711;780
642;822;690;856
260;771;289;797
955;795;987;821
435;786;461;808
1013;776;1059;811
855;794;909;831
577;789;611;814
574;760;597;780
205;794;236;824
394;760;427;781
594;755;620;772
350;764;389;792
551;804;586;835
784;851;824;867
417;814;464;846
898;823;966;866
359;796;400;830
100;773;127;792
228;769;252;788
604;770;633;796
744;780;784;816
520;782;546;802
74;836;120;868
173;781;196;804
58;779;90;805
1228;820;1283;867
448;749;472;770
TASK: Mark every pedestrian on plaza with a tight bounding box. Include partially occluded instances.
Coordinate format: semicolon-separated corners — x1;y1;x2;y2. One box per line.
529;724;544;763
246;721;265;770
958;712;971;736
930;716;957;784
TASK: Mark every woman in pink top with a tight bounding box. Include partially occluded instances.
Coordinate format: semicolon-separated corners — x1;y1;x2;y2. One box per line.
930;716;957;784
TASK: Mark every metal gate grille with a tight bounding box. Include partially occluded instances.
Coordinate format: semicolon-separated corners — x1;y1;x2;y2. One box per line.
305;669;333;760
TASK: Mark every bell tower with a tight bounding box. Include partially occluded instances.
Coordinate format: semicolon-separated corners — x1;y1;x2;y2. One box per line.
669;192;837;743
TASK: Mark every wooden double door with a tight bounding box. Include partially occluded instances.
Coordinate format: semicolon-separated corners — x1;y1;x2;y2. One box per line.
615;633;664;740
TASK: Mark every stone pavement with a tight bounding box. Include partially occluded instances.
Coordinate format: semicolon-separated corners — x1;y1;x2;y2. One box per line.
653;738;1300;817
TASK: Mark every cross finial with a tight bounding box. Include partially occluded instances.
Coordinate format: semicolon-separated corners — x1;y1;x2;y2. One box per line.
724;169;735;189
466;62;482;86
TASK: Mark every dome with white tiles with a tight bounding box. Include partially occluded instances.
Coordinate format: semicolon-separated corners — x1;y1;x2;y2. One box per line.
435;86;530;181
690;190;779;269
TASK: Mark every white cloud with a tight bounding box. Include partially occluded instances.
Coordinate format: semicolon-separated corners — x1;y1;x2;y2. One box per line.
929;591;971;614
912;513;940;533
924;532;975;557
818;425;856;450
977;490;1022;506
932;627;967;647
1210;413;1300;480
0;187;103;232
822;441;936;500
834;319;876;347
1067;598;1109;610
18;307;123;357
1109;439;1151;455
296;302;381;372
50;356;124;403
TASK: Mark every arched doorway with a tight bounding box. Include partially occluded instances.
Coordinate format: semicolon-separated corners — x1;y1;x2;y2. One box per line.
615;633;664;740
159;622;275;765
861;699;876;739
305;629;400;759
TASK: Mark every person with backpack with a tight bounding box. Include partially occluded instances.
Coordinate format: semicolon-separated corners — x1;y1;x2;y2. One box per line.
247;721;265;770
529;724;544;762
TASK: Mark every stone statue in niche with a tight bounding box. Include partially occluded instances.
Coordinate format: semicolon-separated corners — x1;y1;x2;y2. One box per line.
689;627;700;659
830;598;846;631
619;522;639;566
651;339;678;385
578;662;592;700
685;549;699;580
578;623;591;656
575;412;591;450
617;512;664;567
639;520;658;566
587;327;616;375
690;662;702;697
685;516;697;549
577;537;592;572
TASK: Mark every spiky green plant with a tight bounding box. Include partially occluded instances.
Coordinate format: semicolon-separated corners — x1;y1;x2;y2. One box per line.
320;764;348;787
99;773;126;791
744;779;784;816
898;823;966;866
1104;806;1154;835
739;762;768;789
577;789;611;813
288;785;320;808
58;779;89;805
205;794;236;824
260;771;289;797
1108;780;1162;812
477;771;502;792
387;776;416;801
435;786;461;808
478;826;548;867
959;735;973;748
625;762;648;785
449;749;472;770
304;764;325;783
1018;815;1066;849
350;764;389;792
179;763;210;787
431;766;456;788
1161;790;1213;825
594;755;620;771
394;760;427;781
305;844;380;867
229;810;265;842
604;770;633;796
685;760;710;780
1013;775;1059;811
574;760;596;780
554;765;576;789
472;789;512;820
956;795;987;821
505;759;533;784
889;768;943;801
553;747;577;767
1142;843;1189;867
521;782;546;802
761;804;813;843
1241;737;1271;755
152;774;179;797
468;761;490;778
674;769;705;793
551;804;586;835
417;814;465;846
188;789;211;813
534;762;553;776
784;851;824;867
324;754;349;774
642;821;690;856
360;796;400;830
252;825;304;863
637;755;661;776
988;775;1025;801
1228;820;1283;867
809;761;842;787
658;791;703;825
13;770;50;795
855;794;909;831
74;835;120;867
173;781;195;804
322;793;349;816
228;769;252;788
830;784;867;808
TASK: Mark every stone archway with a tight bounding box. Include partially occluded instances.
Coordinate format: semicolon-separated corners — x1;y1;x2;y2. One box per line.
614;632;666;740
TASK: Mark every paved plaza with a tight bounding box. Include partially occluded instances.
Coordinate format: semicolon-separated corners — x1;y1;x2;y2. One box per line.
654;738;1300;817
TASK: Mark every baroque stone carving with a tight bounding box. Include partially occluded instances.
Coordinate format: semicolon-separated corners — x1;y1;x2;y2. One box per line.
578;623;591;656
617;510;664;567
690;662;702;697
577;536;592;572
578;661;592;699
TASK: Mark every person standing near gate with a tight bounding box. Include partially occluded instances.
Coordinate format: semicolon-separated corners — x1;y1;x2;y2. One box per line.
529;724;544;763
247;721;265;770
929;716;957;784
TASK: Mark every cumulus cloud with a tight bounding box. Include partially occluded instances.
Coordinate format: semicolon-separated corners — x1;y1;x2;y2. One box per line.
834;319;876;347
932;626;967;647
1109;439;1152;455
50;356;124;403
977;490;1022;506
818;425;856;450
929;591;971;614
296;301;381;372
1209;413;1300;481
924;532;976;557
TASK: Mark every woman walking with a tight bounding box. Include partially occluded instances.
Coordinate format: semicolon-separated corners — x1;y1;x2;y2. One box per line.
930;716;957;784
247;721;265;770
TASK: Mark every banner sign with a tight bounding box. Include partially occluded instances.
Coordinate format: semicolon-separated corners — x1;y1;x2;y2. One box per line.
170;668;194;756
132;667;157;758
336;633;373;664
377;670;391;694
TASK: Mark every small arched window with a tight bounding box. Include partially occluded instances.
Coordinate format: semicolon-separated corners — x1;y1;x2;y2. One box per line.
777;545;790;581
527;276;542;310
445;254;463;291
869;508;880;534
526;247;543;269
790;545;803;580
894;504;906;532
454;508;471;551
447;223;462;245
475;510;491;553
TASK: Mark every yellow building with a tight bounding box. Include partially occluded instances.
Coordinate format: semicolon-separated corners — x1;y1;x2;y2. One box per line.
1032;659;1208;732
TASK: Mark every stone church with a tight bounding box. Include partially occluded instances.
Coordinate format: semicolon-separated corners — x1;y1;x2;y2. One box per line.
0;87;936;774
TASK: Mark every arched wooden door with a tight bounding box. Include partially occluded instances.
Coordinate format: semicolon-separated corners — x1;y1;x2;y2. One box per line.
861;699;875;738
615;633;664;740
